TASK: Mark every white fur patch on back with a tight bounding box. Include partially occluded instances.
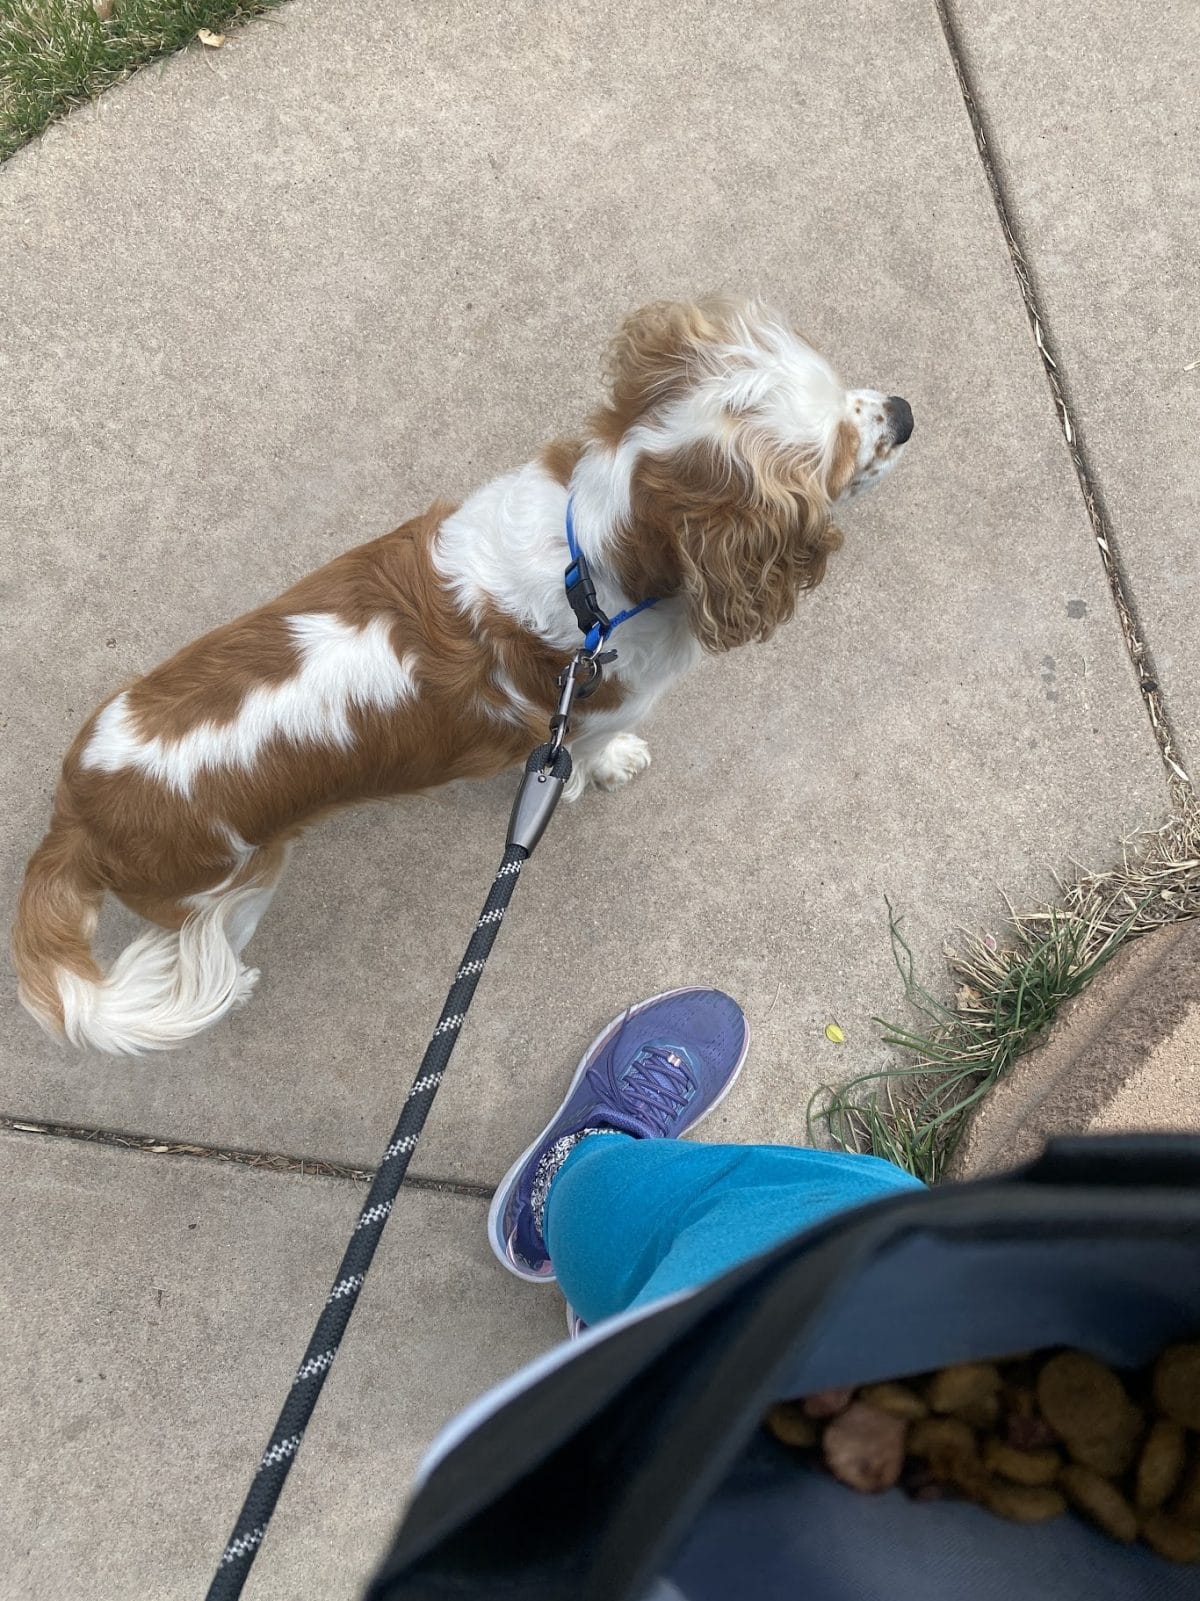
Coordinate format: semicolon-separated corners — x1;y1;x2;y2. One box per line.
81;614;418;795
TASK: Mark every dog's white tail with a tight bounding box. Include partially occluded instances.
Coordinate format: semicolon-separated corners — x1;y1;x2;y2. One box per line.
14;811;275;1054
56;889;268;1054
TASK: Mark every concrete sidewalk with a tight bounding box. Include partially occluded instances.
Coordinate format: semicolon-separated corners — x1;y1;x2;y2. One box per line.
1;0;1196;1593
2;1129;561;1599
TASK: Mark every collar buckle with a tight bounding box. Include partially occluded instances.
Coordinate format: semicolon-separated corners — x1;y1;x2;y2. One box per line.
563;549;610;653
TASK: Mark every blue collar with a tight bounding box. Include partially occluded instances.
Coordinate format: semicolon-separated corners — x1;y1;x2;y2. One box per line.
563;497;659;654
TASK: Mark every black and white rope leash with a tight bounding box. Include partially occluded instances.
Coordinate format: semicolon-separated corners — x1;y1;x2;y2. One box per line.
205;729;576;1600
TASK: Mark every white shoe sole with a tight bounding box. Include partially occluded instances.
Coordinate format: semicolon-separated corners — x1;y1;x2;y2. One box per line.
486;986;751;1284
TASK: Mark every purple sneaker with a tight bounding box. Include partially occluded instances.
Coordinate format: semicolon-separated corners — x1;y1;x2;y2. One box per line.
488;987;749;1283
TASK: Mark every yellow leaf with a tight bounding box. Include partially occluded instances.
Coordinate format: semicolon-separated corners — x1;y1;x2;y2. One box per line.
824;1022;845;1045
197;27;226;46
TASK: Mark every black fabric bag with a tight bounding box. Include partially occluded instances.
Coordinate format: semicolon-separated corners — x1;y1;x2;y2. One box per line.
366;1136;1200;1601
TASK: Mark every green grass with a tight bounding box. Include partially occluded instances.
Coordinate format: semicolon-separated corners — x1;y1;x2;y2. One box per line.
809;808;1200;1183
0;0;285;162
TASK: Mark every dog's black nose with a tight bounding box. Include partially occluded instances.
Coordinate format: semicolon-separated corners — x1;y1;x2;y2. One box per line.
886;396;914;446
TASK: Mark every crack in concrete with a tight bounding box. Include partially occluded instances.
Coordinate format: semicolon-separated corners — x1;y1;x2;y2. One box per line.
936;0;1192;806
0;1114;494;1200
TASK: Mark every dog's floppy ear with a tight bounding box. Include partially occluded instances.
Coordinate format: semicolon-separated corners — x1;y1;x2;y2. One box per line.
679;484;841;652
635;443;843;653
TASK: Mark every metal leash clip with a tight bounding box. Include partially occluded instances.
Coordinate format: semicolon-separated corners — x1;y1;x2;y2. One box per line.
548;650;595;757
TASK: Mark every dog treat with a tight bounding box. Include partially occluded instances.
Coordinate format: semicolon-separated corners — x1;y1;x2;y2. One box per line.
1036;1351;1144;1476
900;1460;952;1502
1141;1513;1200;1565
765;1402;819;1449
821;1402;907;1493
983;1439;1062;1488
859;1382;929;1421
763;1339;1200;1564
1153;1345;1200;1431
1005;1407;1058;1451
909;1416;977;1472
803;1386;855;1419
984;1482;1067;1524
1171;1452;1200;1520
909;1416;996;1501
926;1362;1003;1428
1136;1420;1188;1512
1060;1465;1139;1542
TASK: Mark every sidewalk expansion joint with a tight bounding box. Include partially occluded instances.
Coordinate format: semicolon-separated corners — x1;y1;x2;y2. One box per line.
0;1113;494;1200
936;0;1192;806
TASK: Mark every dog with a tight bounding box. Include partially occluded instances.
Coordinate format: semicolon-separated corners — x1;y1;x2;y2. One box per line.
13;296;912;1054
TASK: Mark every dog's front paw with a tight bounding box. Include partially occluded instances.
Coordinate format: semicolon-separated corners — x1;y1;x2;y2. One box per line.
591;732;652;793
564;732;652;801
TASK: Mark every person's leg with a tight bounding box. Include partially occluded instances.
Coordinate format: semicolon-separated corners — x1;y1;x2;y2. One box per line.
488;986;922;1328
488;987;751;1281
543;1134;921;1326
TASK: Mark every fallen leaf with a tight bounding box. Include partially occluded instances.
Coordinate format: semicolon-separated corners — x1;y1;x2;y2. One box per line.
197;27;226;46
93;0;116;19
824;1022;845;1045
956;984;984;1011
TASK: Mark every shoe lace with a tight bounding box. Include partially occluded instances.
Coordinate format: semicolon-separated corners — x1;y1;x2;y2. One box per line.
622;1046;694;1136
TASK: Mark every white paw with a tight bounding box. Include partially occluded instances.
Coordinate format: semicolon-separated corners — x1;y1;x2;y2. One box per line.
590;732;652;793
563;733;652;802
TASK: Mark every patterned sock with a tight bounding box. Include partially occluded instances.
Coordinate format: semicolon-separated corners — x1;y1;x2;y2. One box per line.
530;1128;622;1238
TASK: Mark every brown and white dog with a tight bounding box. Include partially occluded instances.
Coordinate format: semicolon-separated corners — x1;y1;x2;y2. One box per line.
13;297;912;1054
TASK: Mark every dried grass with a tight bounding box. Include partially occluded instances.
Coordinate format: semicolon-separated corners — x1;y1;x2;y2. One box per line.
810;808;1200;1183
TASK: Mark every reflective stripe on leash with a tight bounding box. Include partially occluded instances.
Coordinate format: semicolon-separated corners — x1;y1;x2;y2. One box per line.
205;737;573;1601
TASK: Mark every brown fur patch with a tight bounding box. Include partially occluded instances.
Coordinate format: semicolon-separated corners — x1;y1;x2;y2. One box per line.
829;420;861;499
540;438;584;487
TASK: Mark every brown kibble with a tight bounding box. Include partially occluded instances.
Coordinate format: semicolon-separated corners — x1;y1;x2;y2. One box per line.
901;1461;953;1502
1141;1512;1200;1565
984;1482;1067;1524
1006;1412;1057;1450
1060;1465;1138;1543
764;1402;819;1450
983;1439;1062;1487
859;1382;928;1421
906;1416;990;1501
1005;1383;1037;1419
803;1387;854;1419
909;1415;977;1459
1171;1452;1200;1520
927;1363;1003;1428
1136;1420;1188;1512
1037;1352;1144;1476
1153;1345;1200;1431
821;1402;907;1493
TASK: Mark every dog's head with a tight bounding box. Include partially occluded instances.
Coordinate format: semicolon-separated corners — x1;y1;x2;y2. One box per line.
585;296;912;652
